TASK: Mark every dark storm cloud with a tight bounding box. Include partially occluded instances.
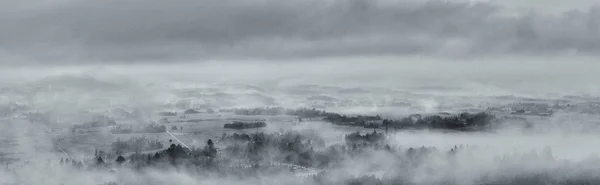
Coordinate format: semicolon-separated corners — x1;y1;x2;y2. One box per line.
1;0;600;63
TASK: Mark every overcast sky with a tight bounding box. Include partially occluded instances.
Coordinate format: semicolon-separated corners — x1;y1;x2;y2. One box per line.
1;0;599;64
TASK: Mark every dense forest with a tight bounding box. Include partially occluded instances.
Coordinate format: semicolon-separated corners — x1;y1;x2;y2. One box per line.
52;128;600;185
223;121;267;129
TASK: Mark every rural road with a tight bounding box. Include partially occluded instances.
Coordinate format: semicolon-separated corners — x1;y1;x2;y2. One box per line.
166;130;191;150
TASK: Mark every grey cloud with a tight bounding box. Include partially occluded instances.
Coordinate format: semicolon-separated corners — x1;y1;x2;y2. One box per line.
1;0;600;63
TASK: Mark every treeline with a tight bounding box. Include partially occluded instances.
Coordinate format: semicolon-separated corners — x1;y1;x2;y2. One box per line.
57;158;84;169
324;111;495;131
345;131;385;145
100;140;217;171
381;112;496;131
223;121;267;129
142;124;167;133
323;114;382;126
223;107;497;131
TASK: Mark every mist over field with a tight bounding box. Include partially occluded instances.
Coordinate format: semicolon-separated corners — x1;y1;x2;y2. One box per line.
2;0;600;185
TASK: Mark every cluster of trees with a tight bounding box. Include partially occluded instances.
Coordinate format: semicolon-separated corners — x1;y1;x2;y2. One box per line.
286;108;329;118
344;131;385;145
171;126;181;130
325;112;495;131
56;128;600;185
224;121;267;129
390;112;495;131
219;131;325;167
214;131;495;171
224;107;496;132
344;112;495;131
58;158;84;169
324;114;382;126
94;155;120;168
94;148;122;165
111;137;164;155
111;141;217;170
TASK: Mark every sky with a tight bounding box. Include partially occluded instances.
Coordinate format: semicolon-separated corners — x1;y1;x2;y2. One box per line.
497;0;600;13
0;0;600;64
1;0;599;64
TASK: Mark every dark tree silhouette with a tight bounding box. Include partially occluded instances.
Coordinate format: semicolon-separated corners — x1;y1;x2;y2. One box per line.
96;156;105;166
116;156;126;165
205;139;217;158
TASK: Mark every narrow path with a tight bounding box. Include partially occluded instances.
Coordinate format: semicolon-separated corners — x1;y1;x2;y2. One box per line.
50;139;72;161
165;130;191;150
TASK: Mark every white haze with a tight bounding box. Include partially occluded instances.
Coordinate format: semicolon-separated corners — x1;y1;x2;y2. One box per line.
1;56;600;184
2;0;600;184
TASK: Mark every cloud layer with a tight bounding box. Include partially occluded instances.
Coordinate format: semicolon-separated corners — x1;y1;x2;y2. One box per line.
1;0;600;63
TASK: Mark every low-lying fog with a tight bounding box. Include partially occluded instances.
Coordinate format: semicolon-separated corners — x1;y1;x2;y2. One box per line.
1;56;600;184
2;56;599;108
